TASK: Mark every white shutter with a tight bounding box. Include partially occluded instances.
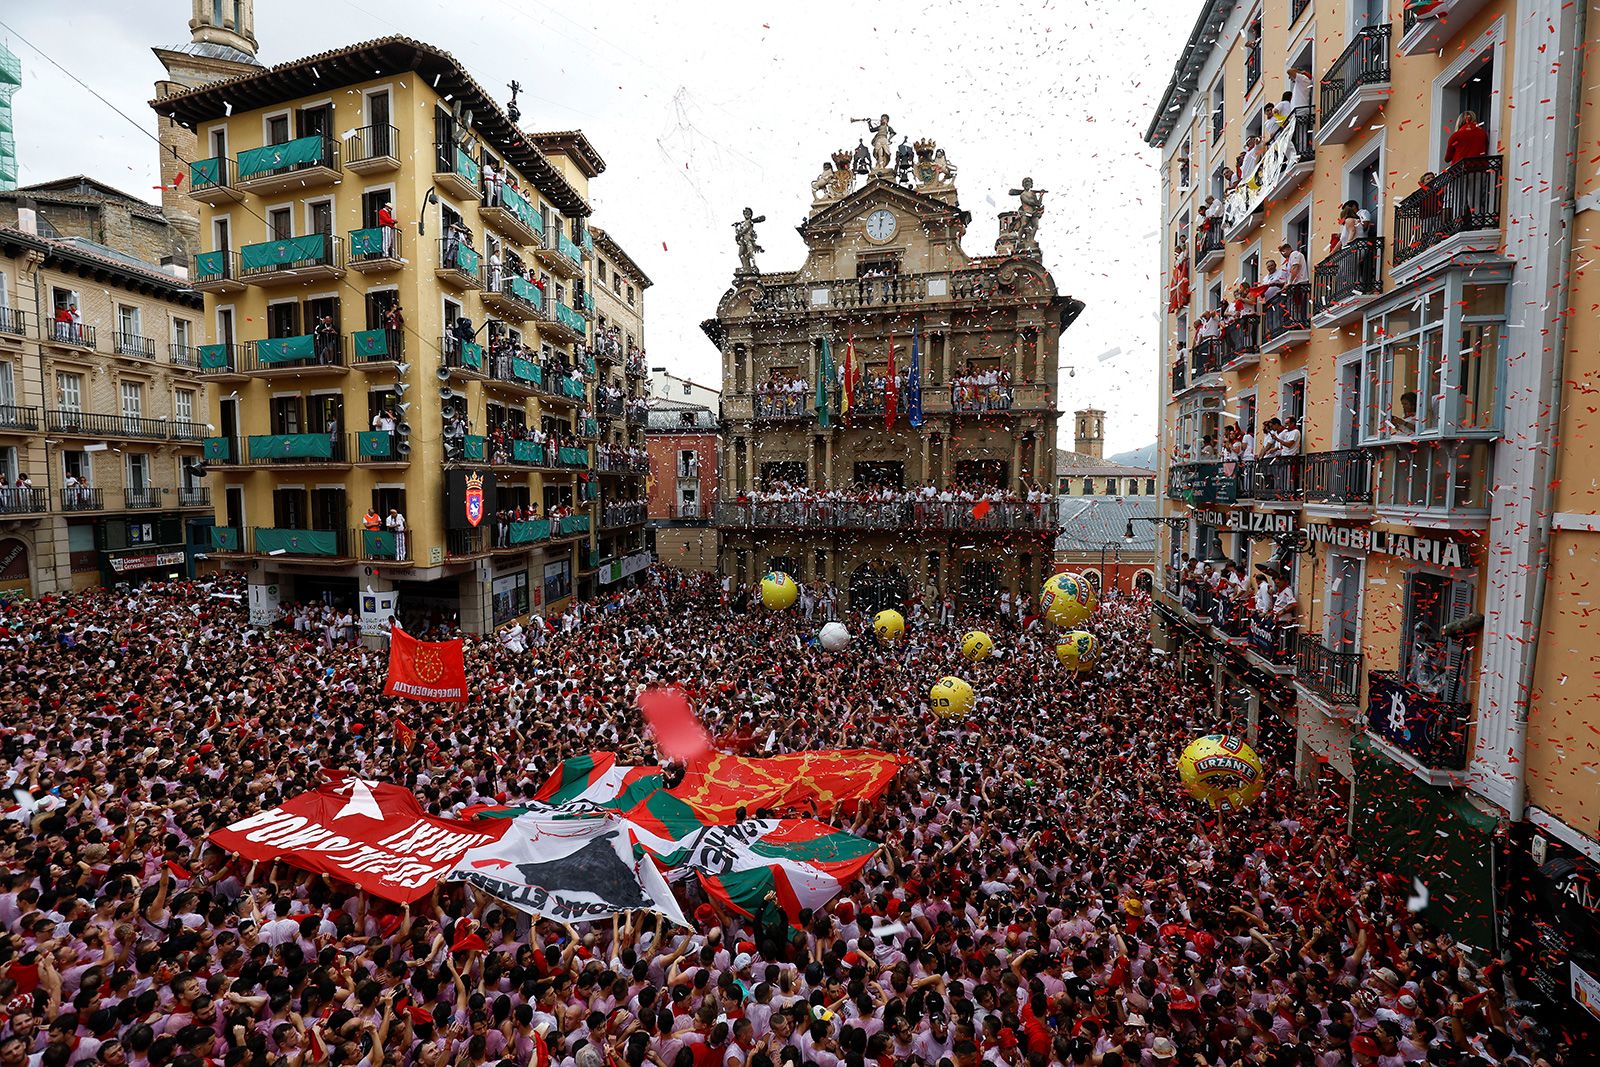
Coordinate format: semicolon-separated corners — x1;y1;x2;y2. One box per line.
1442;580;1476;704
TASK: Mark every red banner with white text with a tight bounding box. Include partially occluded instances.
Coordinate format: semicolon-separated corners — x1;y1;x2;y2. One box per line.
383;624;468;703
209;771;506;902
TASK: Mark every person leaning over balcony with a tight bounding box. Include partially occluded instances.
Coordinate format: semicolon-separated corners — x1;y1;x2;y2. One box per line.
1271;567;1298;625
1253;258;1284;303
385;508;407;560
1444;111;1489;167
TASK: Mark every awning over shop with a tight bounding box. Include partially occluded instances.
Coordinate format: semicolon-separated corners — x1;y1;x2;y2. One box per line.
1351;734;1499;954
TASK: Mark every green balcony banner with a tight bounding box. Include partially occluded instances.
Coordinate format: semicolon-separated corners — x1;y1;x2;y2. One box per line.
454;244;481;273
211;527;241;551
254;335;316;364
198;344;230;370
560;378;587;401
362;529;398;559
558;446;588;466
509;519;551;545
510;276;544;310
353;329;389;358
582;418;598;438
203;436;232;462
582;228;593;253
249;433;333;460
358;430;393;458
238;135;327;179
512;439;545;464
501;185;539;232
350;227;388;258
455;146;480;185
556;514;590;535
195;250;226;278
254;528;339;556
556;303;586;334
558;233;581;263
190;157;223;189
464;435;487;461
511;356;542;385
461;341;485;370
241;235;327;271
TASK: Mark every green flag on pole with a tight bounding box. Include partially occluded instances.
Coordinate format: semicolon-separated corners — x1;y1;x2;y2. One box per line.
817;336;833;429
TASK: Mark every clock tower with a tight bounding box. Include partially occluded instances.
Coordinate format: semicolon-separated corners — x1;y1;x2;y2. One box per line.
707;127;1080;612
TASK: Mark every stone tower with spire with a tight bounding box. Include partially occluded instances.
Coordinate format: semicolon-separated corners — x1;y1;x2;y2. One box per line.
152;0;262;263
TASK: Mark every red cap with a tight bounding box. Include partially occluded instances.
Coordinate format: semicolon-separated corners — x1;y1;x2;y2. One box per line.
1351;1035;1381;1057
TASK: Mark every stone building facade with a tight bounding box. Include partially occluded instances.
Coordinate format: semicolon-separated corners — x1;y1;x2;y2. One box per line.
706;130;1081;612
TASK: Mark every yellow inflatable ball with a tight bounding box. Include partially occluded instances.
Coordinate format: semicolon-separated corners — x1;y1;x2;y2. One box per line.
1040;572;1096;628
960;630;994;663
1177;735;1265;811
760;571;798;610
872;609;906;643
929;676;975;719
1055;631;1099;671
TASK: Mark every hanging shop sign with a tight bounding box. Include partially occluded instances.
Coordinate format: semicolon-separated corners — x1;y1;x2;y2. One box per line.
1305;523;1473;568
1197;509;1296;534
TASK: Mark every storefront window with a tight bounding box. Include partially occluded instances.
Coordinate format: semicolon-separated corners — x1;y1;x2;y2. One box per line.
543;559;572;604
492;570;529;625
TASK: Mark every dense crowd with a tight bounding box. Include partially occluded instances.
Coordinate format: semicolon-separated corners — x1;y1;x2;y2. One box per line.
0;568;1566;1067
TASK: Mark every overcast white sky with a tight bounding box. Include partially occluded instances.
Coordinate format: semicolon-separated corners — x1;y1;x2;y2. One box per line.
2;0;1193;455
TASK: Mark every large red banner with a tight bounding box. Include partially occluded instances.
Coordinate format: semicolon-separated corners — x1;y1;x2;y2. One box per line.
383;625;468;703
209;772;506;902
671;750;907;821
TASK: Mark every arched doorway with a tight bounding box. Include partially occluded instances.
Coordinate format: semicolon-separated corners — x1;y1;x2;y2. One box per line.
1134;569;1154;593
849;563;907;616
1083;569;1103;594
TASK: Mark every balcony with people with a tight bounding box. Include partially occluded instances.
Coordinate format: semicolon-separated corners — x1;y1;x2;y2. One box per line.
1392;134;1502;279
481;255;545;323
1399;0;1495;56
1220;71;1316;241
1317;24;1391;146
1312;201;1383;325
238;233;345;287
1169;554;1299;672
716;482;1056;535
594;443;649;476
1193;205;1225;273
235;135;341;196
601;500;648;529
241;325;347;377
349;217;402;274
479;162;545;247
950;364;1014;415
436;228;485;290
752;374;810;423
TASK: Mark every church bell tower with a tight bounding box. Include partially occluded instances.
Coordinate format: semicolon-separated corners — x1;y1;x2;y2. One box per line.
152;0;262;262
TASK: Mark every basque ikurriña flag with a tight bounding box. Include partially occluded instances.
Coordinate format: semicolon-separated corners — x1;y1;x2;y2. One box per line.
532;752;665;809
908;323;924;428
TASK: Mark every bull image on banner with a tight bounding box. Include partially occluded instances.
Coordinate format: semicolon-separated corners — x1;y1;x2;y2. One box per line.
445;812;687;926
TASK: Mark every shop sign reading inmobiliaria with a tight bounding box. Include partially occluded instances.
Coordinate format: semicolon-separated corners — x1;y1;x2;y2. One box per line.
1196;510;1296;534
1305;524;1475;568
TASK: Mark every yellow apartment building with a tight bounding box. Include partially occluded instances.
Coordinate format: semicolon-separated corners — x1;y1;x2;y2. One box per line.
0;222;211;598
150;36;625;632
1146;0;1599;1015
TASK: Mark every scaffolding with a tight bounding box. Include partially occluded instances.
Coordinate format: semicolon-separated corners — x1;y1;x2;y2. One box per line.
0;41;18;189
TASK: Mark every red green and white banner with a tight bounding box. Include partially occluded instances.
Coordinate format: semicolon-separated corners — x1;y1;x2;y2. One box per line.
532;752;664;808
631;815;879;927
